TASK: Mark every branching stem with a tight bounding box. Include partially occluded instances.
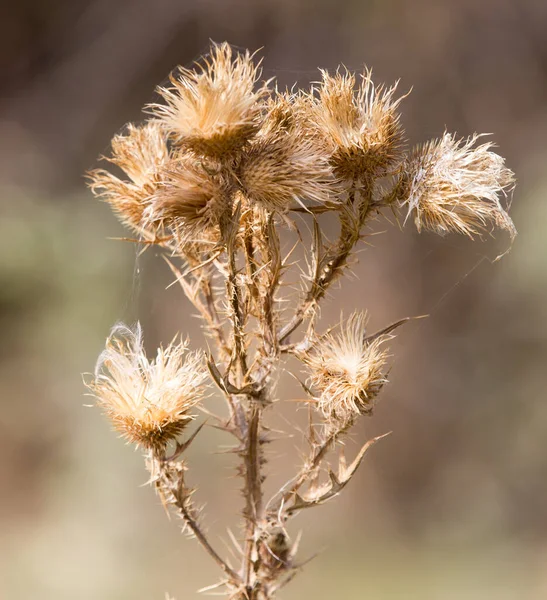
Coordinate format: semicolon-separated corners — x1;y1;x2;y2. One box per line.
267;427;342;517
278;181;374;345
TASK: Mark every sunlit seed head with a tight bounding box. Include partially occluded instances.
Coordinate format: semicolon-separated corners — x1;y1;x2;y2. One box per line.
145;157;230;244
305;312;390;426
239;129;337;213
306;69;405;180
150;42;269;158
87;323;208;451
258;91;304;136
399;133;516;239
87;122;169;235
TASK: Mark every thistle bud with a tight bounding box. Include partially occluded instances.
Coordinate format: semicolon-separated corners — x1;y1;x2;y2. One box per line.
258;528;291;575
145;157;230;243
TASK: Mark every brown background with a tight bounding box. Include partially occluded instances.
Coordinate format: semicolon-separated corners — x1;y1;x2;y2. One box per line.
1;1;547;598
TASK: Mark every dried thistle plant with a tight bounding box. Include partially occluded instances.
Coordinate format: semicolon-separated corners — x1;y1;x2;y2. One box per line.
86;42;516;599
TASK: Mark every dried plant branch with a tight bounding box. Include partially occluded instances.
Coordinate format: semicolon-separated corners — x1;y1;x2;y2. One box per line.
278;180;375;346
267;427;341;517
241;398;265;593
152;449;241;583
286;433;390;514
164;257;231;361
225;204;250;381
85;42;516;599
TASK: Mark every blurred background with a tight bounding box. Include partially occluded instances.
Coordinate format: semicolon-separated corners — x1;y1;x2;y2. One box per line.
1;1;547;598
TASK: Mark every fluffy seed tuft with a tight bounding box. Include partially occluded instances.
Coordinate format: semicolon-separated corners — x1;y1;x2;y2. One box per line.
304;312;390;426
399;133;516;239
87;323;208;450
306;69;405;180
239;125;337;212
150;42;269;158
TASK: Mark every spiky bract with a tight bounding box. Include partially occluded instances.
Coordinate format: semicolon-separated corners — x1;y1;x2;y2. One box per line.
400;133;516;238
88;324;208;450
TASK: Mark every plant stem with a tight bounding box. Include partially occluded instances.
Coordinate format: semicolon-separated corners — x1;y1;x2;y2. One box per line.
227;242;249;379
242;398;264;591
155;456;240;583
278;181;373;344
267;428;340;517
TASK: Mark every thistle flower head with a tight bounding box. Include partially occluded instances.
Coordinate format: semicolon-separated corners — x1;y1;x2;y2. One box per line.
399;133;516;239
239;127;336;213
305;313;390;426
150;42;269;158
307;69;405;180
87;122;169;234
258;91;303;136
87;323;208;450
145;156;230;243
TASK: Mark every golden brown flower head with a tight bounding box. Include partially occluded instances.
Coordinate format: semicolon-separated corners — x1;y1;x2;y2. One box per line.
307;69;405;180
304;313;390;426
87;323;208;451
258;91;303;136
399;133;516;239
150;42;269;158
239;127;337;213
87;122;169;235
145;157;230;244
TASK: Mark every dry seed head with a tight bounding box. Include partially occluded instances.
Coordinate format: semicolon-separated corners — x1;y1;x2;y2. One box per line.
258;91;305;136
87;122;169;234
305;312;390;425
399;133;516;239
145;157;230;243
308;69;405;180
150;42;269;158
239;129;337;212
88;323;208;451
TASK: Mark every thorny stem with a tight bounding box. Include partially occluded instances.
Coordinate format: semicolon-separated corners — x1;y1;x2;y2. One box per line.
260;215;281;358
242;399;265;592
196;283;231;360
240;238;269;593
278;180;374;345
234;215;284;597
178;500;239;582
201;277;231;362
225;210;265;592
164;256;231;362
243;218;261;312
227;241;249;379
215;205;269;595
154;453;240;583
267;426;344;518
